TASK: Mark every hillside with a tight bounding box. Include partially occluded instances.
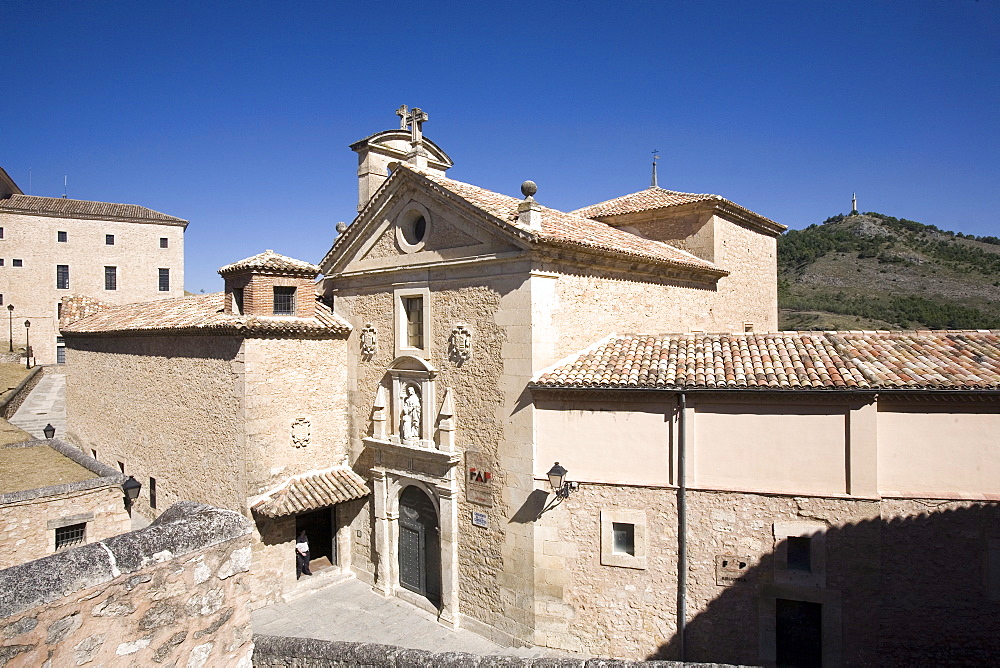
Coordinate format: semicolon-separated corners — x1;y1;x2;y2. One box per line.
778;212;1000;331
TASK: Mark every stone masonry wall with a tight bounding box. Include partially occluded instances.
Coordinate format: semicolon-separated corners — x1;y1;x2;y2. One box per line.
0;502;254;668
0;211;185;364
534;485;1000;664
64;335;245;517
0;484;129;571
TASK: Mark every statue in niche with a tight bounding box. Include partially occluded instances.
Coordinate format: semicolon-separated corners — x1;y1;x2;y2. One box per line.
400;384;421;442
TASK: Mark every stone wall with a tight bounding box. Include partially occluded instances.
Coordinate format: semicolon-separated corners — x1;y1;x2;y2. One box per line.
532;484;1000;664
0;366;42;419
0;501;254;667
0;211;185;364
65;334;245;517
0;439;130;570
251;635;732;667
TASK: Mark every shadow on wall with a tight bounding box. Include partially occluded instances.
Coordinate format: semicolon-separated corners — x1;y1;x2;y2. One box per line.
650;502;1000;666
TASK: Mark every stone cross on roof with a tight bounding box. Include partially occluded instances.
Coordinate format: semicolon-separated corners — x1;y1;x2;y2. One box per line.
395;104;428;142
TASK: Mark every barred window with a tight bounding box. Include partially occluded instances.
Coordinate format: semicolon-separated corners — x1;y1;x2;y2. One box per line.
13;259;22;267
55;523;86;550
106;234;115;245
159;237;169;248
105;266;117;291
273;286;296;315
57;230;67;242
158;268;169;292
56;264;69;289
405;296;423;349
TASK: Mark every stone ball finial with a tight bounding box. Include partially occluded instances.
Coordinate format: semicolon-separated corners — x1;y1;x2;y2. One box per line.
336;222;348;234
520;181;538;199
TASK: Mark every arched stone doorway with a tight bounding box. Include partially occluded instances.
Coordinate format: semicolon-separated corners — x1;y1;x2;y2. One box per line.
397;485;441;607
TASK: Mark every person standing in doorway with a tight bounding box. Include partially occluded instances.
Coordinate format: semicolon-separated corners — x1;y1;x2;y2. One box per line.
296;529;312;579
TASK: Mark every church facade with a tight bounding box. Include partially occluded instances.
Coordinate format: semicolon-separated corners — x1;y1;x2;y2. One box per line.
61;109;1000;663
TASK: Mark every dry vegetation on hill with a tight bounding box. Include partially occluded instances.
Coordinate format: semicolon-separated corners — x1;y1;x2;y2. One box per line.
778;213;1000;331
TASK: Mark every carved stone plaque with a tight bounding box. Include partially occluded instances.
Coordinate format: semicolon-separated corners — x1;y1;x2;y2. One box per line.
360;323;378;358
465;450;493;507
291;417;310;448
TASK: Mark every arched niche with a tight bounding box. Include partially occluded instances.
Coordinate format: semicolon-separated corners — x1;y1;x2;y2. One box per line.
386;355;437;448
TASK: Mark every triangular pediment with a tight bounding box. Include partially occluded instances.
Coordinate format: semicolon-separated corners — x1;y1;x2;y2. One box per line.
321;169;531;276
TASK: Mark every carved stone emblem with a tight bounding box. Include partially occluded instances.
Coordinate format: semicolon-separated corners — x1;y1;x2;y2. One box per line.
449;323;473;364
291;417;310;448
360;323;378;358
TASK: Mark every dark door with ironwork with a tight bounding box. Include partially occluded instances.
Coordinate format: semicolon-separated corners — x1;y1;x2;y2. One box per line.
397;486;441;607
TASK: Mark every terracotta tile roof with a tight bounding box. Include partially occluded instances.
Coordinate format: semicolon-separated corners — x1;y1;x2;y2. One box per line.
570;186;785;234
0;194;186;225
61;292;350;337
403;167;722;274
251;467;370;518
218;250;319;277
59;294;114;328
532;331;1000;391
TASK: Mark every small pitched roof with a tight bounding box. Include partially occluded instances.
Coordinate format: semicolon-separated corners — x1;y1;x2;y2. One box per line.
251;466;370;518
401;166;722;274
571;186;785;235
61;292;350;337
218;250;319;277
532;330;1000;391
0;194;187;226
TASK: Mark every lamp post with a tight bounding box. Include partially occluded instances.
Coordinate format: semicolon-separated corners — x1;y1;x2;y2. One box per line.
23;320;30;369
123;476;142;514
6;304;12;352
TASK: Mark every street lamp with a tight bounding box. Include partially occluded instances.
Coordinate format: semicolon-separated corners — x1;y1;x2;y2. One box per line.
536;462;579;520
43;423;55;439
23;320;30;369
123;476;142;513
6;304;12;352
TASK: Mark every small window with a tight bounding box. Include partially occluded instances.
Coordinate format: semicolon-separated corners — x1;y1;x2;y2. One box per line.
57;230;67;242
159;237;169;248
744;322;754;333
149;477;157;509
158;268;170;292
55;523;86;550
0;295;3;305
0;227;4;238
0;259;4;266
56;264;69;289
106;234;115;245
57;302;62;319
273;286;296;315
612;522;635;555
12;259;22;267
104;266;117;291
232;287;244;315
787;536;811;571
405;296;423;348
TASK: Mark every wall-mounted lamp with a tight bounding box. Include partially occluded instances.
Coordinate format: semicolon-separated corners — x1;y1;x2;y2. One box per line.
43;423;55;439
123;475;142;512
537;462;579;519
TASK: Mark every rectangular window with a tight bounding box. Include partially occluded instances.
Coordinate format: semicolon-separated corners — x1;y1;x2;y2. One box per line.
0;295;3;305
57;302;62;319
159;237;169;248
104;266;117;291
273;286;296;315
106;234;115;245
0;259;4;266
158;268;169;292
57;230;67;242
149;477;157;509
232;287;244;315
0;227;3;238
55;523;86;550
612;522;635;555
12;259;22;267
787;536;811;571
56;264;69;289
405;296;423;348
56;338;65;364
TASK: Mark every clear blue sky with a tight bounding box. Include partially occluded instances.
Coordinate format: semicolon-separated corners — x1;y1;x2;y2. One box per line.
3;0;997;293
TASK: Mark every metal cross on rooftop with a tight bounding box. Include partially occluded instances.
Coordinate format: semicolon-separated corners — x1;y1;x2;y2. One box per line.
395;105;428;142
651;149;660;188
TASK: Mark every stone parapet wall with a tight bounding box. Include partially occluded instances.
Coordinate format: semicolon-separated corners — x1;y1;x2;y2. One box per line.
0;366;42;419
0;501;254;667
251;635;739;667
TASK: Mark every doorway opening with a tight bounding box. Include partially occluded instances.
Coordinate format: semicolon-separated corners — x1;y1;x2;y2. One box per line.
775;598;822;667
295;507;337;573
397;485;441;607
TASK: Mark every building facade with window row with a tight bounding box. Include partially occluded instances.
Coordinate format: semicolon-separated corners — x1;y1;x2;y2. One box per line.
0;167;186;364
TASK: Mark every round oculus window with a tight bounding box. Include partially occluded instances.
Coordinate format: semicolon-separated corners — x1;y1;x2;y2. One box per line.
402;215;427;246
396;206;431;252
